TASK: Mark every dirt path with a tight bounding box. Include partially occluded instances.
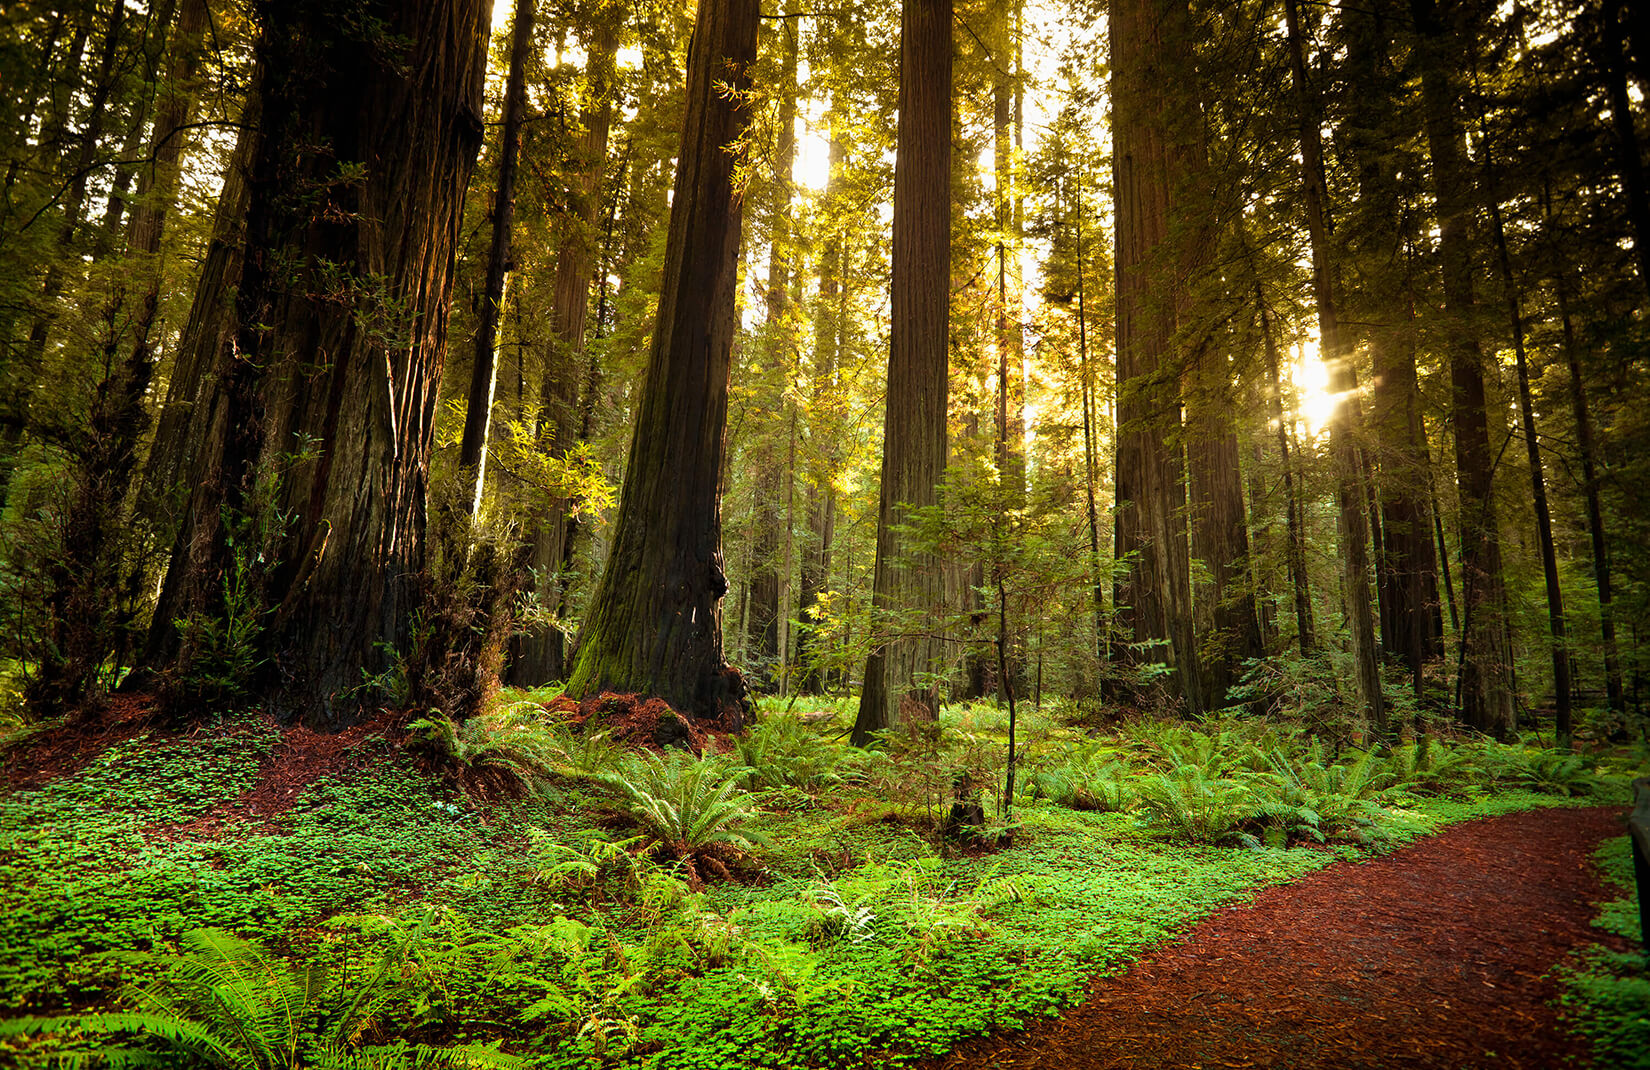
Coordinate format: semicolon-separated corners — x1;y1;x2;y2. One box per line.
926;806;1628;1070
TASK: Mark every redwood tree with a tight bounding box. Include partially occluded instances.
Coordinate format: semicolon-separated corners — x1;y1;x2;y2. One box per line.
851;0;953;745
147;0;491;726
563;0;760;724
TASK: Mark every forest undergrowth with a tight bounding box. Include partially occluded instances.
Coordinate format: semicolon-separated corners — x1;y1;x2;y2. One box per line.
0;692;1639;1069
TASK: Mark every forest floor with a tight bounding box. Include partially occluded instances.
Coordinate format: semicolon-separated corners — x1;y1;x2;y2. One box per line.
0;694;1642;1069
925;805;1629;1070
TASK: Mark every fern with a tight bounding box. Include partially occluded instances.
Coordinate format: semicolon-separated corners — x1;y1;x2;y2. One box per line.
3;924;525;1069
596;752;767;881
1135;766;1260;845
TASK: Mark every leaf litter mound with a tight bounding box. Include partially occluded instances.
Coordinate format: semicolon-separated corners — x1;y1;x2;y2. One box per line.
925;805;1629;1070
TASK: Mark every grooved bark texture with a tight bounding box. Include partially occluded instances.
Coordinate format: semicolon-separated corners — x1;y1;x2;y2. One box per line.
1109;0;1201;711
148;0;490;727
852;0;952;745
563;0;759;724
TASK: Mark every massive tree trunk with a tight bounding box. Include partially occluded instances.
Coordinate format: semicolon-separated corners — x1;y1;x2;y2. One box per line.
1411;0;1515;737
509;16;618;685
456;0;536;513
1341;2;1442;701
563;0;759;724
1185;378;1263;709
851;0;952;745
147;0;491;727
1109;0;1202;712
141;86;259;525
1285;0;1384;733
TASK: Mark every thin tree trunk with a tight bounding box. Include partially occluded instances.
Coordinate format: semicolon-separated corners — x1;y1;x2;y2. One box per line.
456;0;535;514
744;6;800;686
0;0;126;505
564;0;760;724
510;20;618;685
1485;187;1571;744
1074;178;1105;667
852;0;952;744
796;130;844;696
1259;289;1314;655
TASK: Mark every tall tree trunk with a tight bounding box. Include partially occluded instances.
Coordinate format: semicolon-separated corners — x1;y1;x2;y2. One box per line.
1340;1;1441;700
564;0;760;724
141;80;260;529
456;0;535;513
1074;177;1106;667
147;0;491;727
33;0;211;708
509;18;618;685
851;0;952;745
1484;182;1571;744
1285;0;1384;733
1411;0;1515;737
1186;380;1263;709
1109;0;1202;712
1545;185;1626;715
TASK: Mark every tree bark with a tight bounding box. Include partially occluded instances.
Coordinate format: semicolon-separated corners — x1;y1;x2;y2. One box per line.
1109;0;1203;712
1484;180;1571;744
1411;0;1515;737
564;0;760;725
851;0;952;745
147;0;491;727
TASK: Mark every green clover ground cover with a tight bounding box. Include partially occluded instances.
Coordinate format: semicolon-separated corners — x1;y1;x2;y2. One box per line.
0;704;1622;1069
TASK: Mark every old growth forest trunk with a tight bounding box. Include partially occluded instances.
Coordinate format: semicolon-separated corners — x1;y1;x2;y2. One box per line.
563;0;759;725
1109;0;1202;712
852;0;953;745
147;0;490;727
1412;0;1515;737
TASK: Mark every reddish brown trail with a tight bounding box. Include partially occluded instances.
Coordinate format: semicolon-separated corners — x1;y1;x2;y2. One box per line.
924;806;1628;1070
